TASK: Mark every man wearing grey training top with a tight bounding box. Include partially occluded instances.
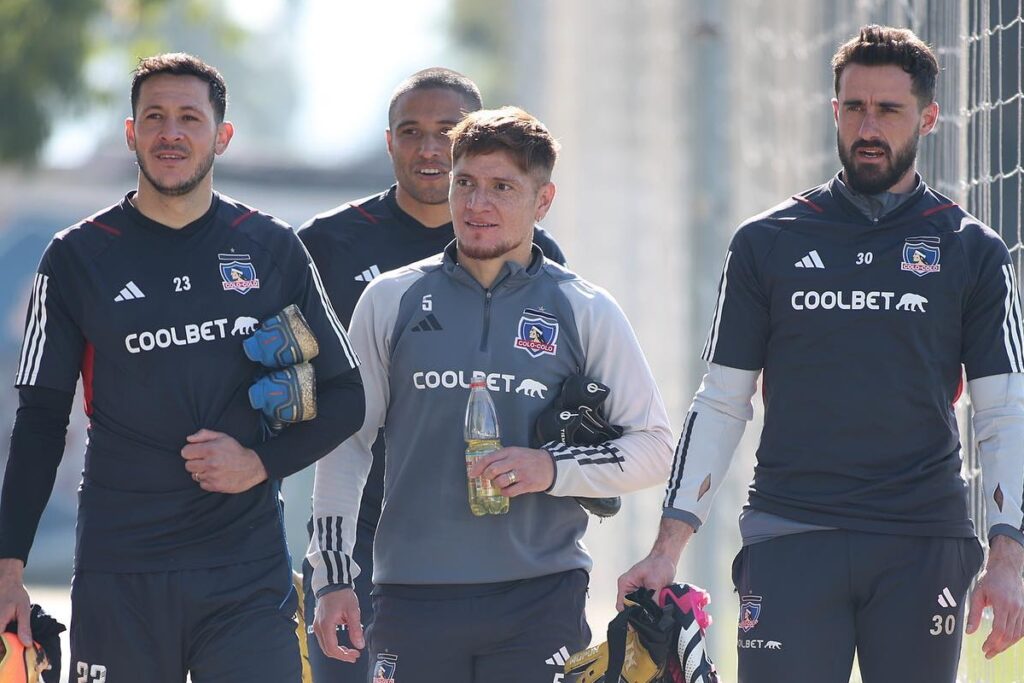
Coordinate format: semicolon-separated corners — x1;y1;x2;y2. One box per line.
308;107;673;682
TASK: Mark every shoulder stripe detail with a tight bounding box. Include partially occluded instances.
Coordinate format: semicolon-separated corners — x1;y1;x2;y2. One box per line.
308;260;358;368
87;220;122;236
1001;264;1024;372
348;203;380;224
701;251;732;362
16;274;49;386
792;195;825;213
230;210;258;228
921;203;958;217
316;515;352;586
664;410;698;508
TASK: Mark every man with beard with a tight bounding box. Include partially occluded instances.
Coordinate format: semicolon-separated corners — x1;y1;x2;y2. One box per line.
619;25;1024;682
0;53;365;683
296;68;565;683
308;107;673;682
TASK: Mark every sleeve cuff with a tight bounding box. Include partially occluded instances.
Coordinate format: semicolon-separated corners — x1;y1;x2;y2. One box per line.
662;507;703;532
314;583;353;599
988;524;1024;549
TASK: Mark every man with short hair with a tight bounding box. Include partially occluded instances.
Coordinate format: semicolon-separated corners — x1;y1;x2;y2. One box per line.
0;53;364;683
619;25;1024;682
297;68;565;683
309;107;673;682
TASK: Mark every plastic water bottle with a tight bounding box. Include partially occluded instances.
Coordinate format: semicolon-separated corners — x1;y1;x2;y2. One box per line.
464;371;509;515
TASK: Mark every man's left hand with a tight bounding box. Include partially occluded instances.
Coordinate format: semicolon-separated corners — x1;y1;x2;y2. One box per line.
966;536;1024;659
181;429;269;493
467;446;554;497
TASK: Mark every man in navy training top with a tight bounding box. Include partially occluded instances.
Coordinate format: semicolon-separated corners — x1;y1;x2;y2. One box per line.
297;67;564;683
0;53;364;683
619;25;1024;683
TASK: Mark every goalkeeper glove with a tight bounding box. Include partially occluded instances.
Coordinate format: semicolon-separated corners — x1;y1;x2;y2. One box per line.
249;362;318;430
1;604;65;683
564;584;718;683
535;374;624;517
242;304;320;369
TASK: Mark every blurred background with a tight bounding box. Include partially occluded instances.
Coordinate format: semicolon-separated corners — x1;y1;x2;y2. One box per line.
1;0;1021;680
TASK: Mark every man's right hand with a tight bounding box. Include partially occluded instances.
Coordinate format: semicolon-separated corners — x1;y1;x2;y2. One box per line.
0;558;31;646
616;554;678;611
616;517;696;611
313;587;363;663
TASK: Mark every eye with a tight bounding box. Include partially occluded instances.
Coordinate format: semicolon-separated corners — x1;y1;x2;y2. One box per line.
495;182;512;191
401;128;420;136
845;104;864;113
454;178;471;187
146;112;163;120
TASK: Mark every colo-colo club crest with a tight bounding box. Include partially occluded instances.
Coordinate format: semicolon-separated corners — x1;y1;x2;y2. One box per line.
514;308;558;358
900;237;941;277
219;253;261;294
739;595;762;632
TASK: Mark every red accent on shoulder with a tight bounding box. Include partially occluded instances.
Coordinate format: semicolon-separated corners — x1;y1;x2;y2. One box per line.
792;195;825;213
231;210;258;228
88;220;122;236
349;203;380;224
922;203;957;217
81;342;95;417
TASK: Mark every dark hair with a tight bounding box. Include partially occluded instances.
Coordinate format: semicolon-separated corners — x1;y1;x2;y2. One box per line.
387;68;483;126
131;53;228;122
832;25;938;107
448;106;560;183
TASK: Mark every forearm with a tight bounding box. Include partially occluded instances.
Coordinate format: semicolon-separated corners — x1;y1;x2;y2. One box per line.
649;516;697;566
662;363;758;529
969;373;1024;547
0;387;73;563
254;367;364;480
988;535;1024;573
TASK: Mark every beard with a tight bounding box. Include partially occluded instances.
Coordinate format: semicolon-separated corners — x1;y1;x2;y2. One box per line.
137;143;216;197
837;132;918;195
396;168;450;206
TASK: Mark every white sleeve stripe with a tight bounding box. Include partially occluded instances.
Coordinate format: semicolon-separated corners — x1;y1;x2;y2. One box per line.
308;262;359;369
1001;265;1024;372
316;515;353;586
664;410;698;508
17;274;48;386
701;251;732;362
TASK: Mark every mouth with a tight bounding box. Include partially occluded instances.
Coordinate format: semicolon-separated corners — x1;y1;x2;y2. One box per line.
465;219;497;229
853;144;888;162
152;147;188;162
416;167;448;179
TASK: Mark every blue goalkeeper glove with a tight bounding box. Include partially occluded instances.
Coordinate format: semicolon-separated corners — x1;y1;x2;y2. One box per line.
249;362;317;430
242;304;320;369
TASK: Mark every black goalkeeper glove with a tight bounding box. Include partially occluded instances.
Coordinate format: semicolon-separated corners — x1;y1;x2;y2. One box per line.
564;584;719;683
2;603;66;683
534;374;624;518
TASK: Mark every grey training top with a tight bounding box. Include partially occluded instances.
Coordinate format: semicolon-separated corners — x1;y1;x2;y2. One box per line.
309;243;672;592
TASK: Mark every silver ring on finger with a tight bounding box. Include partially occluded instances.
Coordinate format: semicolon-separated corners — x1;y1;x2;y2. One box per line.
507;469;517;486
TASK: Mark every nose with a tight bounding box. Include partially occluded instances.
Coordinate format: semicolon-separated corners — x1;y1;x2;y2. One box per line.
159;118;184;142
464;186;489;210
858;112;882;140
420;133;448;159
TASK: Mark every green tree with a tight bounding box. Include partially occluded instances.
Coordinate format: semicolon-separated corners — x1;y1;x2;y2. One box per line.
0;0;244;164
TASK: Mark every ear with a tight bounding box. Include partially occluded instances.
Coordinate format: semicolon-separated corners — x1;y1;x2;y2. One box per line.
919;101;939;136
385;128;394;158
214;121;234;155
534;182;556;222
125;118;137;151
831;98;840;128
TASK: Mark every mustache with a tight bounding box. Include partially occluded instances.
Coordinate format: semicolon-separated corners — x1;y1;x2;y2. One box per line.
850;139;892;155
151;144;188;155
